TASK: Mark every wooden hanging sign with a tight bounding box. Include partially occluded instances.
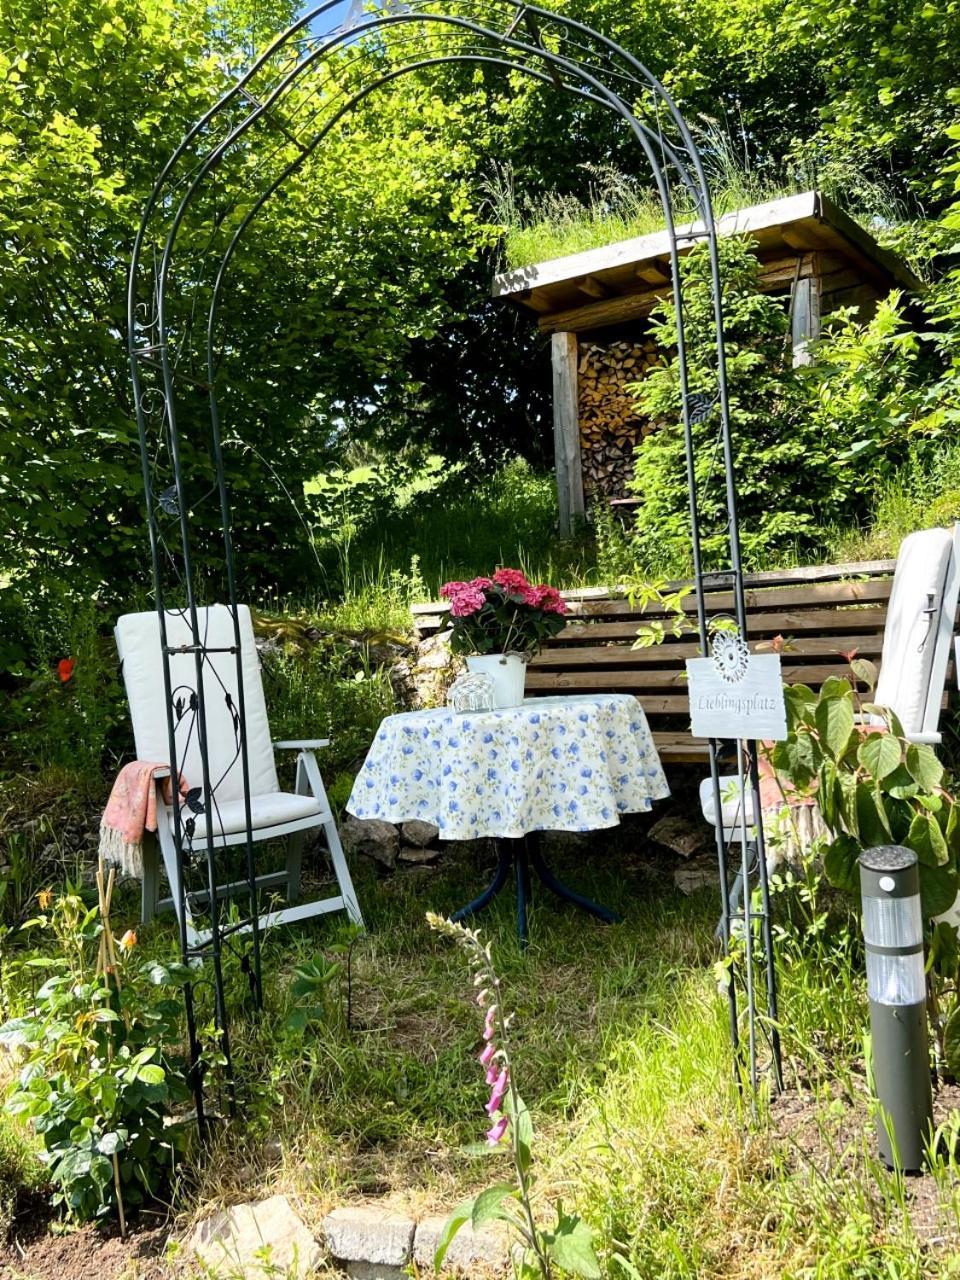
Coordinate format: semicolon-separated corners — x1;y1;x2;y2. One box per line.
686;631;787;742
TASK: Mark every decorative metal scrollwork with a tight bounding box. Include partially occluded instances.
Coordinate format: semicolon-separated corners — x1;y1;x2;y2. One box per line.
711;628;750;684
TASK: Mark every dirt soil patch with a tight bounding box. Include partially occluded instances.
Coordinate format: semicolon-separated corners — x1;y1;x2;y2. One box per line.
1;1191;171;1280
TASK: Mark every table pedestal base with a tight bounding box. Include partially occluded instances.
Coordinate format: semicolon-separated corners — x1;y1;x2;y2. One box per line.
450;834;622;947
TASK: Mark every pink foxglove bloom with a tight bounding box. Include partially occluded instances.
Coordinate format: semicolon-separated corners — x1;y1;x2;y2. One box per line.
485;1066;509;1115
479;1042;496;1068
485;1061;500;1085
486;1115;509;1145
482;1005;497;1041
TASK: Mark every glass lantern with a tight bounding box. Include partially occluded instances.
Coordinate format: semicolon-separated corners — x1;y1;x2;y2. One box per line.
447;671;496;713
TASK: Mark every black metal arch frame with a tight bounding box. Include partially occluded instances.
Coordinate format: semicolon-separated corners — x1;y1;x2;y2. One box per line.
126;0;781;1127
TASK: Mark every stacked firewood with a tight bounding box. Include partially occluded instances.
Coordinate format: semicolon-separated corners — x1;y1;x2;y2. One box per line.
577;338;661;500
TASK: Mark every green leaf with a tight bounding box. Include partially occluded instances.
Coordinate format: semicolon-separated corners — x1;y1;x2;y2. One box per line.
546;1215;602;1280
96;1131;125;1156
921;863;959;919
137;1064;165;1086
434;1197;475;1272
471;1182;518;1229
857;734;902;781
823;834;861;894
850;658;879;690
907;811;949;866
928;921;960;977
504;1092;534;1175
906;743;944;792
856;784;893;847
944;1007;960;1078
815;692;854;759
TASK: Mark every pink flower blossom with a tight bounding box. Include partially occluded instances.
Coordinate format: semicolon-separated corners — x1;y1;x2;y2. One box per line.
486;1115;509;1145
534;585;567;615
441;581;487;617
483;1005;497;1041
492;568;531;595
485;1066;509;1115
485;1061;500;1085
479;1042;496;1067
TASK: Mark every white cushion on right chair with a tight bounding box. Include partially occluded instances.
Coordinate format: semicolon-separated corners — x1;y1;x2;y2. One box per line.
873;526;955;737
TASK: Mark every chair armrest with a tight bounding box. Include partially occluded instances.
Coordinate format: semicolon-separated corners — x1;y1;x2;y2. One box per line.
152;766;171;780
273;739;330;750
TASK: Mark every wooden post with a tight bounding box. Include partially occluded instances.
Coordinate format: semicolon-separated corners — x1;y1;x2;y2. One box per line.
551;331;585;535
791;274;821;367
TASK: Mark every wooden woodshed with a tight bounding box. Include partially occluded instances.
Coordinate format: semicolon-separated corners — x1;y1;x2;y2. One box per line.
491;191;923;533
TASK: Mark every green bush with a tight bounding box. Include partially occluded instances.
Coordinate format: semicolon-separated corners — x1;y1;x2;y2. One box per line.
0;892;190;1224
625;241;928;573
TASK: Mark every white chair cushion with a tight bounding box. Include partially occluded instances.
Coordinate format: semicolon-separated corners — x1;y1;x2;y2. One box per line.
179;791;322;838
116;605;279;802
699;775;755;830
874;527;954;737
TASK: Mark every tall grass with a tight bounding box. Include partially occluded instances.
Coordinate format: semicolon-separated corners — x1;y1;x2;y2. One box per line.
490;135;913;270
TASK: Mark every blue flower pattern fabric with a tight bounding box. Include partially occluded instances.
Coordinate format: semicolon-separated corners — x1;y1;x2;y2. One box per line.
347;694;670;840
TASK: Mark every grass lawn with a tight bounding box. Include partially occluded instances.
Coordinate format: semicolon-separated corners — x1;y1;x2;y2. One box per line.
6;819;960;1278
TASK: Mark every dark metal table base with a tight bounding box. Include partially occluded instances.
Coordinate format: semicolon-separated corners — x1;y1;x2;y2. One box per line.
450;833;622;947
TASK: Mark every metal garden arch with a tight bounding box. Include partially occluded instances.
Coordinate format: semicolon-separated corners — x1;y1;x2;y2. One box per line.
127;0;781;1127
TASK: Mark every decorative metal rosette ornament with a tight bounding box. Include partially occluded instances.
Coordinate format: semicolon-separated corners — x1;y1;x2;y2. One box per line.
448;671;497;712
711;628;750;684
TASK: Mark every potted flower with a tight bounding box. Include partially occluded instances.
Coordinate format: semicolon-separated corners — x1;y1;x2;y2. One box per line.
439;568;568;707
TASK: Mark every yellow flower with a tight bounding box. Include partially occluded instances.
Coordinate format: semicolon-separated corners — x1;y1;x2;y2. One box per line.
118;929;137;951
38;889;53;910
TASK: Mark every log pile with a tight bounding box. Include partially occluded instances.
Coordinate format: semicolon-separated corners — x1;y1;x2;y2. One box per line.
577;337;661;501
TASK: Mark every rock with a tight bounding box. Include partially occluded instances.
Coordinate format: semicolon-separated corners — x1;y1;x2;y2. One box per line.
398;845;440;866
344;1264;407;1280
401;819;439;847
650;814;712;860
407;630;463;709
674;855;718;895
339;817;399;870
188;1194;320;1278
322;1205;415;1270
413;1215;509;1276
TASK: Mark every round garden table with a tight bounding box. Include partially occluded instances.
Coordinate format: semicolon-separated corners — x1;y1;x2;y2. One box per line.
347;693;670;944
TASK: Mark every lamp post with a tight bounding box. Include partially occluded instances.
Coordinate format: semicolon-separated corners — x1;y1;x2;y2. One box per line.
859;845;933;1173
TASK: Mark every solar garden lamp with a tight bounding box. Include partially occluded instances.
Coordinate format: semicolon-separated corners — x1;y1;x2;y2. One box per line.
859;846;934;1173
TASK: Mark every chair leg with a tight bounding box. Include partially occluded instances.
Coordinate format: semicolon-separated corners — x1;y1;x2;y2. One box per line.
298;751;364;928
157;810;196;944
286;755;310;904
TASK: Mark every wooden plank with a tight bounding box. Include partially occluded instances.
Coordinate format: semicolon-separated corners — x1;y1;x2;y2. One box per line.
575;274;609;299
531;661;875;689
817;193;925;294
531;634;886;666
539;288;663;334
409;561;896;617
550;332;585;535
412;606;892;641
792;273;821;367
491;192;820;301
548;607;889;641
568;579;893;617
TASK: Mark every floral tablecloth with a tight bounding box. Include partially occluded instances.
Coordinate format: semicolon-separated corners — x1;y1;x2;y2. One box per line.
346;694;670;840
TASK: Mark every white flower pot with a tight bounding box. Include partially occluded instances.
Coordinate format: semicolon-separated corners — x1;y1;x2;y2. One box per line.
465;653;526;708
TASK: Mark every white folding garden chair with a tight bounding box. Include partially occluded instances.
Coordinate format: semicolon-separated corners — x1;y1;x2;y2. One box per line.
699;522;960;864
115;604;363;944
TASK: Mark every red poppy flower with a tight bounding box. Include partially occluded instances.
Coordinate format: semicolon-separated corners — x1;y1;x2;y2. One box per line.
57;657;75;683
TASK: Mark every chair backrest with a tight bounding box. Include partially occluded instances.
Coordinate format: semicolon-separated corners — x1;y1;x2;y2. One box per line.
874;524;960;743
115;604;278;802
